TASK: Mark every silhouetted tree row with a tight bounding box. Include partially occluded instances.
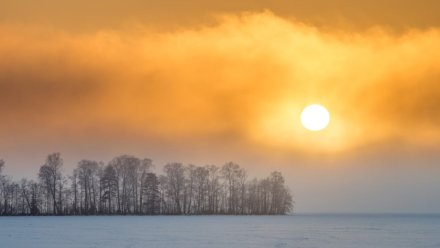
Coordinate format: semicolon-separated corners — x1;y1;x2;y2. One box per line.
0;154;293;216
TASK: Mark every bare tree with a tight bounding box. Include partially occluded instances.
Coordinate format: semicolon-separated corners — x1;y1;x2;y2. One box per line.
38;153;63;215
143;173;160;215
0;159;4;214
163;163;185;214
193;166;209;213
100;164;118;214
184;164;196;214
138;159;153;214
206;165;221;214
221;162;241;214
76;160;99;214
0;159;4;174
70;170;79;215
0;154;293;216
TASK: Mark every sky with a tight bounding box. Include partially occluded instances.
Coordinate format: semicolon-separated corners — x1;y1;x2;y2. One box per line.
1;0;440;213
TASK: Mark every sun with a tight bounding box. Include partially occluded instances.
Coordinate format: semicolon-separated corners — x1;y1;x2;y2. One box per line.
300;104;330;131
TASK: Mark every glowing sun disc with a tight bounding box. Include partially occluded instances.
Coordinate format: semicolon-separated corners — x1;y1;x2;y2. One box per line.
300;104;330;131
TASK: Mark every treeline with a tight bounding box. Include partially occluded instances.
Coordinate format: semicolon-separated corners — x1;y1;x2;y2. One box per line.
0;153;293;216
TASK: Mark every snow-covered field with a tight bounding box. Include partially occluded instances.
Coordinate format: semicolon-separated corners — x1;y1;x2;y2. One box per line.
1;214;439;248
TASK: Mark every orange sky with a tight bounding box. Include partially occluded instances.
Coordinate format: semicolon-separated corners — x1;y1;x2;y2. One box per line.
1;0;440;213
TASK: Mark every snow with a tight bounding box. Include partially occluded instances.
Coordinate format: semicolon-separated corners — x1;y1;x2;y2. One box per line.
0;214;439;248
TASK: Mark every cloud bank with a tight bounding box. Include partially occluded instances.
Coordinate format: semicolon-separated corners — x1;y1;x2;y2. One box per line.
1;12;440;154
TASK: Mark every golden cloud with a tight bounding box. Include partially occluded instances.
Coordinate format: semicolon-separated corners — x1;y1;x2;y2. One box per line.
1;12;440;154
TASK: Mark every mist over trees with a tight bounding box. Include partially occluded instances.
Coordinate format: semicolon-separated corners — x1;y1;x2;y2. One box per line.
0;154;293;216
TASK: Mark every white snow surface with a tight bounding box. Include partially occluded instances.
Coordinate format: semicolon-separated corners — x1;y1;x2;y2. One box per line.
0;214;439;248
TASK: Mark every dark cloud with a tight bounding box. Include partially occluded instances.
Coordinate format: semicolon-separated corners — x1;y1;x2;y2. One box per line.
2;0;440;31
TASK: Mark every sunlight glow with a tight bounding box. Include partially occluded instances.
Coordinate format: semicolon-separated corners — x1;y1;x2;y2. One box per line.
300;104;330;131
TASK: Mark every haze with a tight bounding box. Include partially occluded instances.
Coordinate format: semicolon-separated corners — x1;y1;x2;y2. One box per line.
1;0;440;214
